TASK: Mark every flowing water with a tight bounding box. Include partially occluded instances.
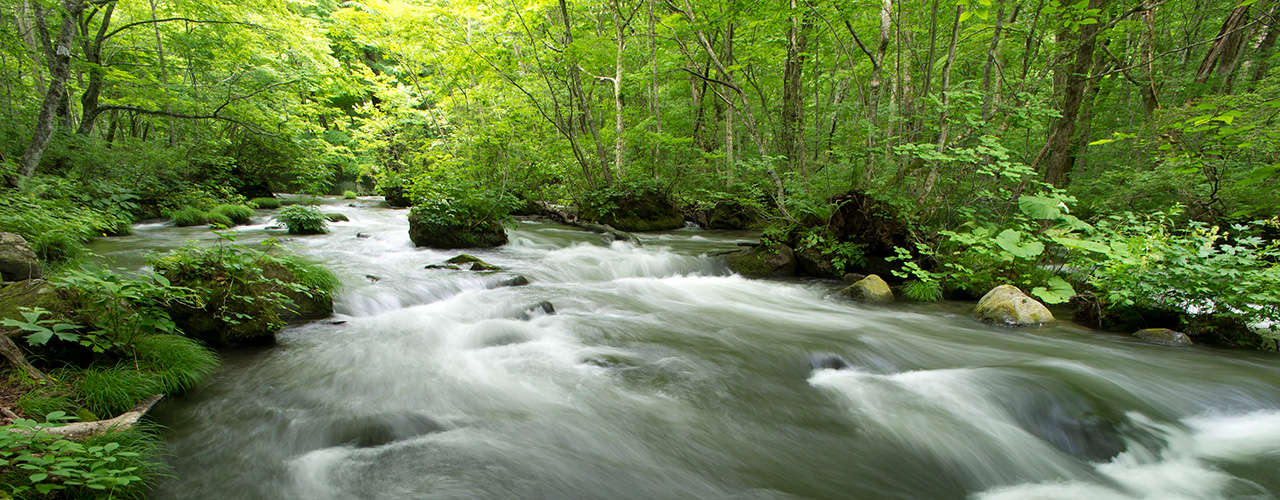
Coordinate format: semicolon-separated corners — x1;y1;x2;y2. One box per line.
89;198;1280;500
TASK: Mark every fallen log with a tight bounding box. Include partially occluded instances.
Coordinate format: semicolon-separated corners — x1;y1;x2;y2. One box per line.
0;330;54;386
6;394;163;440
534;202;640;245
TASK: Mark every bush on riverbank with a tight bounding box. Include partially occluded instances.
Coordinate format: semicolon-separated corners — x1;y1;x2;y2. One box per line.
277;205;329;235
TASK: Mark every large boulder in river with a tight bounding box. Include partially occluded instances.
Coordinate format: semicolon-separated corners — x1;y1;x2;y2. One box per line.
974;285;1055;327
153;257;333;348
579;186;684;232
840;274;894;304
725;244;796;277
1132;328;1193;347
407;209;507;249
0;233;42;282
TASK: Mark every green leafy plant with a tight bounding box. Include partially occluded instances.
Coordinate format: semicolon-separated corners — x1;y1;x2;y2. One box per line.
0;413;144;497
342;190;358;199
901;280;944;302
277;205;329;234
0;307;81;347
53;267;195;354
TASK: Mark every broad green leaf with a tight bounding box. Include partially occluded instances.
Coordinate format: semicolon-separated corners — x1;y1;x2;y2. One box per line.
1031;277;1076;304
1018;196;1064;220
994;229;1045;258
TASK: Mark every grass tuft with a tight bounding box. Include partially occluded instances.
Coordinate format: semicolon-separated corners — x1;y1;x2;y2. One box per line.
171;207;208;227
250;197;281;209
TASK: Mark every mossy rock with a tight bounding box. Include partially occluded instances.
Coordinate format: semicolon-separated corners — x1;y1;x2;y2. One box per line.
725;244;796;277
1132;328;1193;347
383;185;413;208
325;212;350;222
158;261;333;348
0;281;70;323
0;233;42;282
974;284;1055;327
444;254;502;271
580;190;684;232
706;201;756;230
840;274;894;303
795;246;841;280
408;211;507;249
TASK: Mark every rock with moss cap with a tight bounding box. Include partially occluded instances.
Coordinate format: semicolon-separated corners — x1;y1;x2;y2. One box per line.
725;244;796;277
974;284;1055;326
1132;328;1193;347
0;233;41;282
840;274;894;303
407;209;507;249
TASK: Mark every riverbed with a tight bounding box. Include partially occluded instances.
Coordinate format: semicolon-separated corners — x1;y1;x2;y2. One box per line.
90;196;1280;500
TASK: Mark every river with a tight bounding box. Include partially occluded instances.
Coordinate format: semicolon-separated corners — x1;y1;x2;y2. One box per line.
89;197;1280;500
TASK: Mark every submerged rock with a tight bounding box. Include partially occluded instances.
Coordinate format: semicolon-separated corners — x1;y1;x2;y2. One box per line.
974;285;1055;327
496;275;531;287
323;412;446;448
725;244;796;277
443;254;502;271
407;210;507;249
840;274;894;304
0;233;41;282
1132;328;1193;347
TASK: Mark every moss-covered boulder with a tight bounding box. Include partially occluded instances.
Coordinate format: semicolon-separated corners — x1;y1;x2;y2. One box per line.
152;250;335;348
975;284;1055;327
383;185;413;208
725;244;796;277
580;187;684;232
407;209;508;249
840;274;894;303
706;201;756;230
795;246;842;279
0;281;71;323
325;212;350;222
1132;328;1193;347
0;233;41;282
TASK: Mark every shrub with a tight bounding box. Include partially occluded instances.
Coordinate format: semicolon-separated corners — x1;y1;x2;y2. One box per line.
277;205;328;234
250;197;281;209
0;194;115;263
0;414;149;498
342;190;358;199
275;255;341;299
170;207;208;227
211;204;254;225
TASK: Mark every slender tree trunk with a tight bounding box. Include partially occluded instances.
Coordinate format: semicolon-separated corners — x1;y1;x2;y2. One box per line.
981;0;1007;121
77;2;114;136
559;0;612;186
1040;0;1107;188
16;0;47;96
919;5;963;203
1189;4;1251;97
20;0;85;180
869;0;892;115
1138;8;1161;115
1250;17;1279;85
781;0;810;185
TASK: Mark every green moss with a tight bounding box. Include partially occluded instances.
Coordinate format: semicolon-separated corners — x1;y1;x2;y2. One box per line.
724;245;796;277
171;207;208;227
342;190;359;199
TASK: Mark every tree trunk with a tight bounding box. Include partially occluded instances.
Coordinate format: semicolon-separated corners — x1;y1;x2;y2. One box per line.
1040;0;1107;188
20;0;85;179
869;0;892;116
1189;4;1251;96
559;0;613;186
15;0;48;96
981;0;1007;121
77;2;114;136
1250;17;1279;85
781;0;810;185
919;5;963;203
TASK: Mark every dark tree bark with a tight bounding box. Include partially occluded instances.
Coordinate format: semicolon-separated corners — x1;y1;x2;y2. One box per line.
1040;0;1108;188
781;0;811;184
